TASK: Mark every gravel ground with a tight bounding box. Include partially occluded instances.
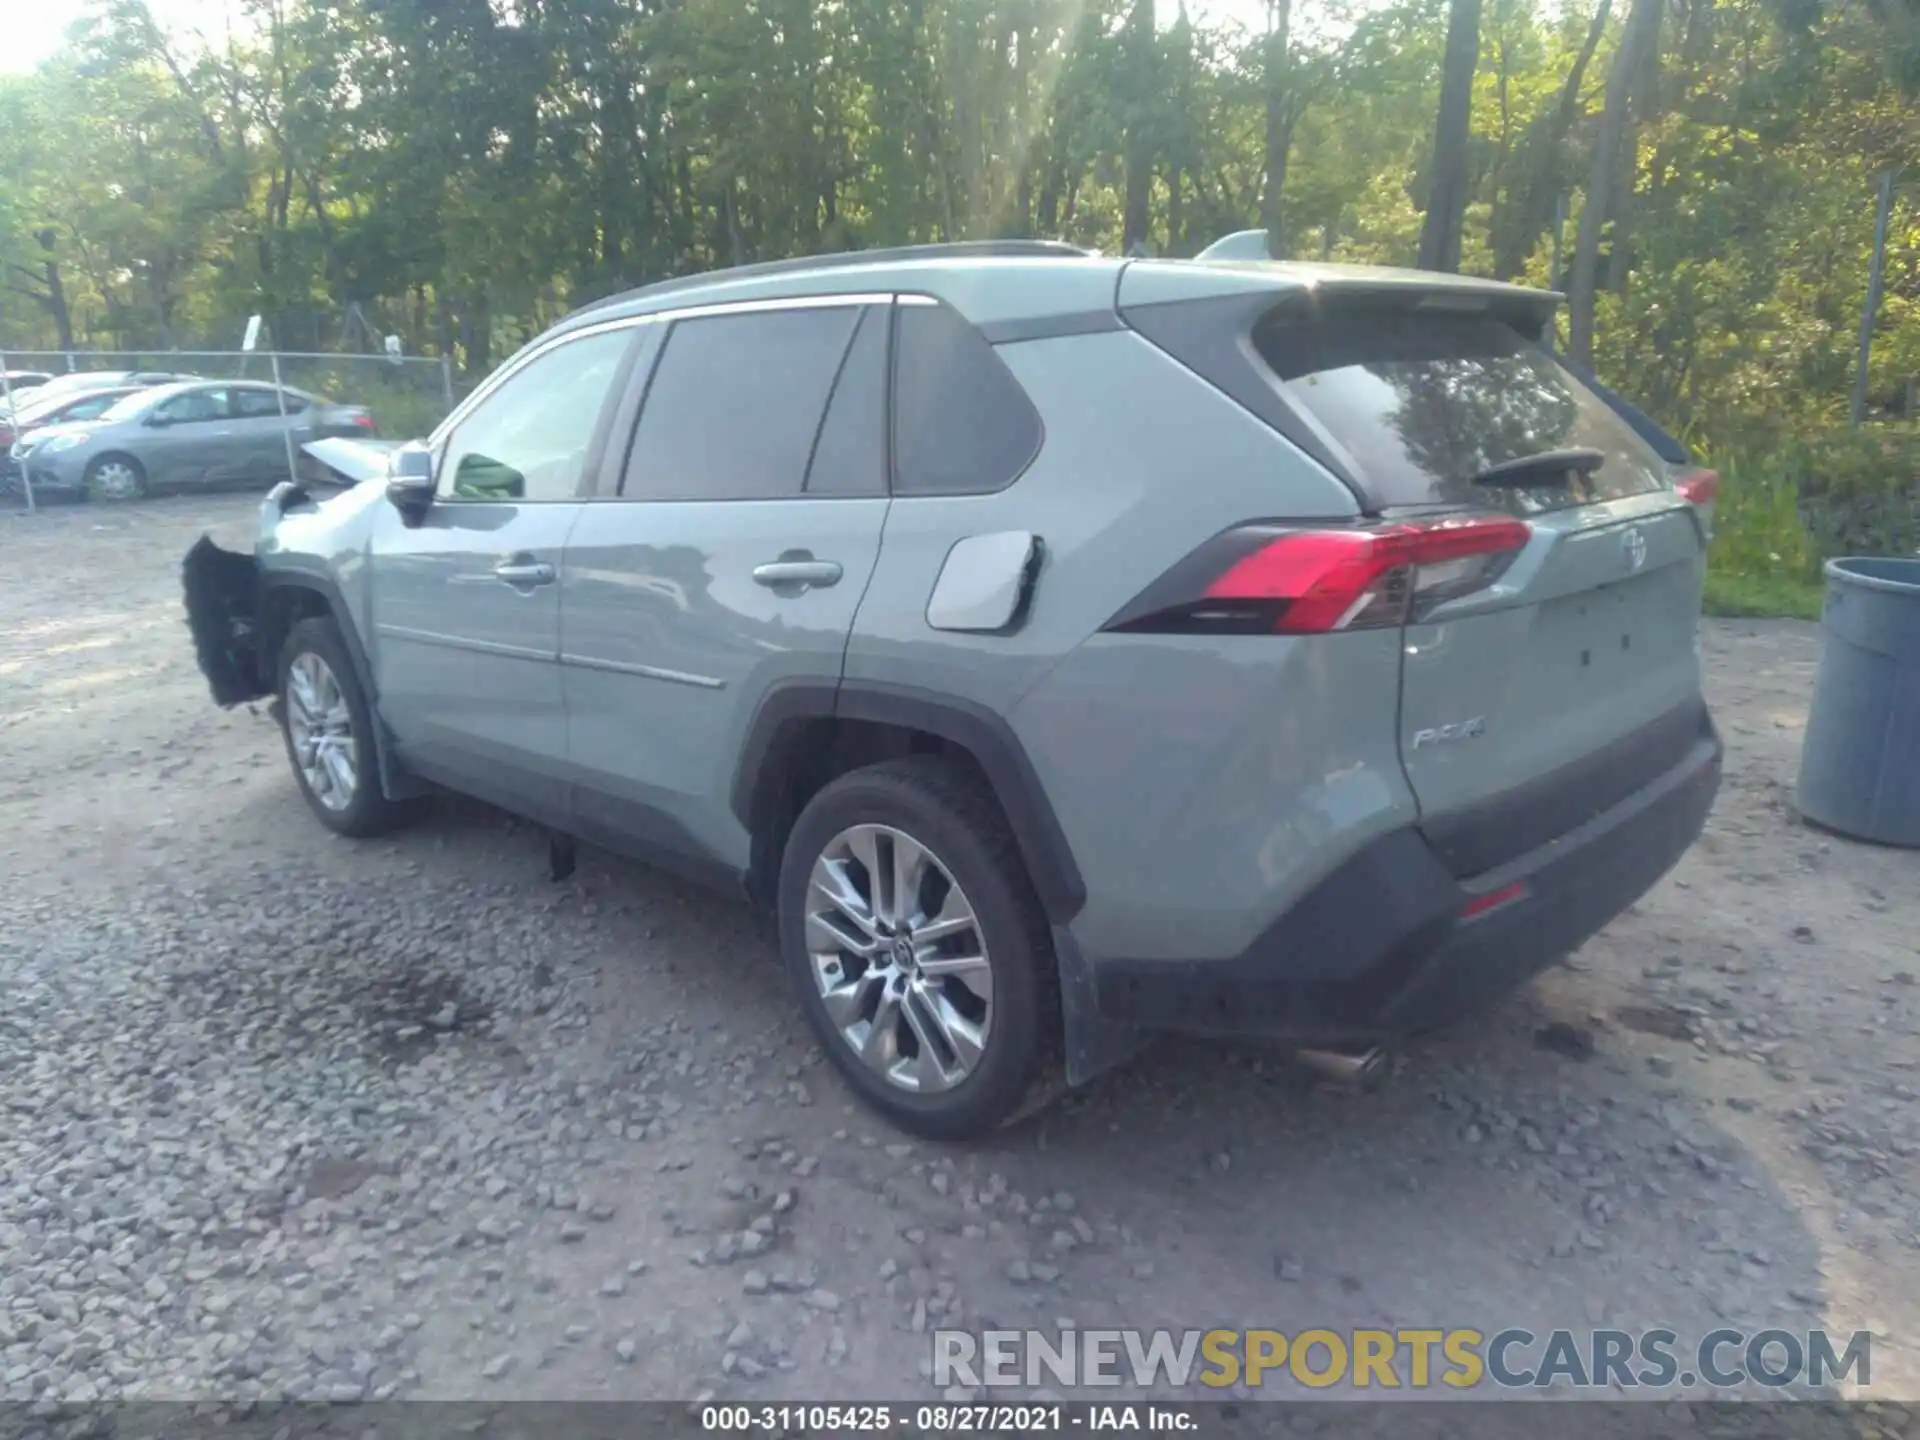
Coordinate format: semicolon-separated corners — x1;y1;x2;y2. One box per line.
2;495;1917;1425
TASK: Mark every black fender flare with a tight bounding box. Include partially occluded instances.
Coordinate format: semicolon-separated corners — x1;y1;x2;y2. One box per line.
258;571;423;803
730;679;1087;925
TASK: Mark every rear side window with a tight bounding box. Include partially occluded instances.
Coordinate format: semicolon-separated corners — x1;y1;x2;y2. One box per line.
1255;307;1667;515
235;388;307;418
623;307;860;502
892;300;1042;495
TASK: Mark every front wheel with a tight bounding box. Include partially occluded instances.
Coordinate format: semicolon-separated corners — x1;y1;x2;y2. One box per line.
84;453;147;503
778;758;1062;1140
278;617;416;837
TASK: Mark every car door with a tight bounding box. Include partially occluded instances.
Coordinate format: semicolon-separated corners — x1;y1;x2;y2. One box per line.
141;385;233;488
560;297;893;876
366;322;643;826
231;385;312;482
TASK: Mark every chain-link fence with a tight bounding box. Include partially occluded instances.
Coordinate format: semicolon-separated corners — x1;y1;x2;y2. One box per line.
1;348;467;513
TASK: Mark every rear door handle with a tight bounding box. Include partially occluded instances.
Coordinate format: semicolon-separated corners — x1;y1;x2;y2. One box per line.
752;559;843;589
494;560;556;586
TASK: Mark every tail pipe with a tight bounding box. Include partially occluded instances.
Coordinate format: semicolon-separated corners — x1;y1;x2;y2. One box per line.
1294;1045;1384;1083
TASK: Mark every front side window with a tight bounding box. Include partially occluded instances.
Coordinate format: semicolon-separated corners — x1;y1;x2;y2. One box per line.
154;388;231;425
621;306;862;502
438;327;634;501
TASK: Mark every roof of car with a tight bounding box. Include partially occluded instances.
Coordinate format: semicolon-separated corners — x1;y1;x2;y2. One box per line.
550;241;1560;340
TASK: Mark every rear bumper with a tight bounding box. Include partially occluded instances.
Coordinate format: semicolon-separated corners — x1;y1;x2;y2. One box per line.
1088;716;1722;1043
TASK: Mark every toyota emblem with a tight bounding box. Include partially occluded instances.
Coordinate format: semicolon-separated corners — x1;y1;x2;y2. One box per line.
1622;527;1648;572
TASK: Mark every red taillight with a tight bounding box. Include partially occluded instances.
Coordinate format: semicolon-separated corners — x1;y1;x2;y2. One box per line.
352;413;376;429
1675;468;1718;507
1110;515;1531;637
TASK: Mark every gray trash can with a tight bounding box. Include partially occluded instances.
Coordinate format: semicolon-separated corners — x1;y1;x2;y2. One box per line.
1796;556;1920;846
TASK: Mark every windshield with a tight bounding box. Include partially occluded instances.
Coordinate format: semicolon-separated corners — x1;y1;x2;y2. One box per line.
100;390;159;423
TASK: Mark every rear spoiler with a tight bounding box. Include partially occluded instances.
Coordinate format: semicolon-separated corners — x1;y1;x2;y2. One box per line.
299;436;402;486
1181;231;1561;344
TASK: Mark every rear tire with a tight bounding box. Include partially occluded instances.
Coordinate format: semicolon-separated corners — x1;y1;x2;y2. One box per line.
277;617;416;838
83;453;147;503
778;757;1063;1140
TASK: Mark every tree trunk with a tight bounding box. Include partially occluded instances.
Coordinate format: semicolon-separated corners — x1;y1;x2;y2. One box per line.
1122;0;1156;253
1568;0;1663;366
1489;0;1611;280
1417;0;1483;273
1609;12;1665;297
34;230;73;350
1261;0;1294;258
458;297;491;380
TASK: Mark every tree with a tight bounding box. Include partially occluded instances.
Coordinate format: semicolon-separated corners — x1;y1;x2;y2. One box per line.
1567;0;1664;365
1417;0;1484;271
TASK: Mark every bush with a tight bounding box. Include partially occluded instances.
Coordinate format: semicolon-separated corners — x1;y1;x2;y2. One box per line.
1787;427;1920;559
1703;453;1826;619
1699;424;1920;619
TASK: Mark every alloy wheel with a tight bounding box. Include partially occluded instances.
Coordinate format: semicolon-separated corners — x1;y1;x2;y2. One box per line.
286;652;358;811
805;823;993;1094
89;461;141;501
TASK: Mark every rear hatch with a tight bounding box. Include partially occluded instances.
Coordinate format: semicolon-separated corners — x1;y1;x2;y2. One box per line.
1254;293;1709;874
1118;264;1711;879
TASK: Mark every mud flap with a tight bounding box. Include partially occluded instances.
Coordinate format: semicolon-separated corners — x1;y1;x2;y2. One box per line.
1052;924;1149;1086
548;830;577;882
181;535;268;707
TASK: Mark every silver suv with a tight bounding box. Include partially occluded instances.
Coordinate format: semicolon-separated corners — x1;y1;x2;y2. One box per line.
183;241;1722;1139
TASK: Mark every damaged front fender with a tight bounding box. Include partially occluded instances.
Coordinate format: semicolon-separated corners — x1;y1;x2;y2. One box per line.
181;534;269;707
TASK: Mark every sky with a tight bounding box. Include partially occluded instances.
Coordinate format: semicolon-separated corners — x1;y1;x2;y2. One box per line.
1;0;1277;75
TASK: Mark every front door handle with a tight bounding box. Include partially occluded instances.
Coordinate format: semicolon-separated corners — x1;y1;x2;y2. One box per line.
494;560;556;586
752;558;842;590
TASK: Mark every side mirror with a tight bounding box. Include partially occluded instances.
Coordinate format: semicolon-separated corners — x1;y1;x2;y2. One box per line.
385;442;435;524
144;413;171;428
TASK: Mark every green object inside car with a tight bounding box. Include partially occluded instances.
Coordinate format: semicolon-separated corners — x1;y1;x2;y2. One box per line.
452;453;525;499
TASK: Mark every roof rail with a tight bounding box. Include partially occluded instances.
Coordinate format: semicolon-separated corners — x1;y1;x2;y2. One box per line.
569;240;1095;318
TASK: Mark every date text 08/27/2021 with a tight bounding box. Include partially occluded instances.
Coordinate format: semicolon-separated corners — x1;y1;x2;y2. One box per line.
699;1404;1195;1433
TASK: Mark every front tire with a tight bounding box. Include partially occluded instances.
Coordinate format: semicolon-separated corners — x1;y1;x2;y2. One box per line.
278;617;415;837
83;453;147;503
778;758;1062;1140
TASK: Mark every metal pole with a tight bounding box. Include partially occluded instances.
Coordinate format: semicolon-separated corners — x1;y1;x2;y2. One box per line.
270;349;300;484
0;357;29;514
1851;169;1896;428
440;354;455;420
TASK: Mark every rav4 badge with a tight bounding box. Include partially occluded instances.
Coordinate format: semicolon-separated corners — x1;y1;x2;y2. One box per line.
1411;717;1488;749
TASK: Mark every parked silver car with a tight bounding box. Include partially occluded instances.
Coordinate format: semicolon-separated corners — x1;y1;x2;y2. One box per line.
14;380;375;500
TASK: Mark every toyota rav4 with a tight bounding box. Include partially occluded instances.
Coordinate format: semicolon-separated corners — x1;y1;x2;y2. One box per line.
182;240;1723;1139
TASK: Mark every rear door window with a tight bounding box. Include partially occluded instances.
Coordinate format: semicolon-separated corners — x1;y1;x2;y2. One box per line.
1255;307;1668;516
622;306;861;502
805;306;888;496
235;388;305;418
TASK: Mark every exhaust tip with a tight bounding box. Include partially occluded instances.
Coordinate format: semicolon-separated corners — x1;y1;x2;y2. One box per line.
1295;1045;1385;1083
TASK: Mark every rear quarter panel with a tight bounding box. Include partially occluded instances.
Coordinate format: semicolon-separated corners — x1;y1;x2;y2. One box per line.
847;326;1415;963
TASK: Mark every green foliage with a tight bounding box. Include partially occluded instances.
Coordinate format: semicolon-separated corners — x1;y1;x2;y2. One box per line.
1701;425;1920;619
1703;452;1826;618
0;0;1915;623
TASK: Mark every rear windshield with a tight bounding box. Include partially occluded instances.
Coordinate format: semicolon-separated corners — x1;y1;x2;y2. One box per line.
1254;306;1668;515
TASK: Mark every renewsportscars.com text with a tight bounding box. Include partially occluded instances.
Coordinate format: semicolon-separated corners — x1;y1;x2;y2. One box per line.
933;1327;1872;1392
